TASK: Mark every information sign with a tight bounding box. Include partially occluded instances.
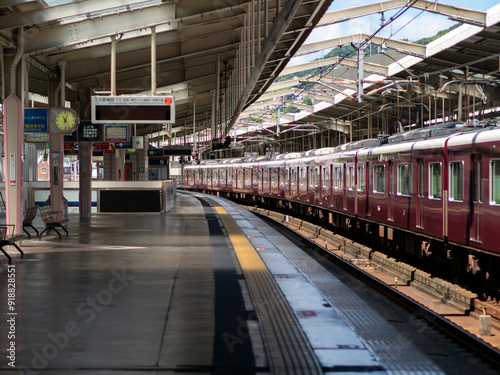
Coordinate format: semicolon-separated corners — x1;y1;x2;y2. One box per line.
104;125;129;142
24;108;48;133
91;96;175;124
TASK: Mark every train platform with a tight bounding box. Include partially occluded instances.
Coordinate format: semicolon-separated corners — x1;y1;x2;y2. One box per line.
0;192;449;374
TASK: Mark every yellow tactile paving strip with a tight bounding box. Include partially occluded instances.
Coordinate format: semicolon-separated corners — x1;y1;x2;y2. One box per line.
206;198;322;375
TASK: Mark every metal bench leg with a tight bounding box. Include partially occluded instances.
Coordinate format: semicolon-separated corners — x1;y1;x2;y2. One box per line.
0;246;12;265
23;227;32;239
11;243;24;258
52;227;62;239
59;225;69;237
39;227;50;239
28;224;40;237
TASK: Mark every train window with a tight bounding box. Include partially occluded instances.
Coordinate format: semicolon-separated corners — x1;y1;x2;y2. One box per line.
357;165;365;192
291;168;297;187
245;169;251;187
272;169;278;188
449;161;464;201
334;167;343;189
373;165;385;193
397;164;412;196
227;169;232;184
346;166;354;191
300;168;307;186
429;163;442;199
280;168;285;187
237;170;243;189
253;167;258;184
264;169;270;188
490;160;500;205
213;170;218;185
323;166;330;189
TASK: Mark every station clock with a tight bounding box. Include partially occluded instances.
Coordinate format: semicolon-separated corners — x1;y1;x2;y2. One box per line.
49;108;80;133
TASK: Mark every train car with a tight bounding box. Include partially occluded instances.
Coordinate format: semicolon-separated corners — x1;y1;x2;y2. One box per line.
184;121;500;281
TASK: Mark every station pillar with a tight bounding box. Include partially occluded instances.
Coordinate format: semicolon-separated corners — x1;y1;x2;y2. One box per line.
49;134;64;212
3;45;25;234
137;143;149;181
79;142;92;218
116;149;126;181
47;77;64;212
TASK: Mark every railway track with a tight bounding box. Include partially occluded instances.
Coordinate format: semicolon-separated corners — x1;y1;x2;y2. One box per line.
247;206;500;373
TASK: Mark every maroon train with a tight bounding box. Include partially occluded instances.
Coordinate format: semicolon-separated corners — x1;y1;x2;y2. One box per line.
185;121;500;282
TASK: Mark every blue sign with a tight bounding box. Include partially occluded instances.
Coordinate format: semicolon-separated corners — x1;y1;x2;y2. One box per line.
24;108;48;133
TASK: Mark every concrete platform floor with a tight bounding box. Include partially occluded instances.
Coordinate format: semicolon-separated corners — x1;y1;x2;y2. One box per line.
0;194;242;374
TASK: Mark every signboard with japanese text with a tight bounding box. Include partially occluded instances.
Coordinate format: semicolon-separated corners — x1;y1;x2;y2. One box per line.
24;108;48;133
104;125;129;142
65;122;103;142
80;123;102;141
25;133;50;142
91;96;175;124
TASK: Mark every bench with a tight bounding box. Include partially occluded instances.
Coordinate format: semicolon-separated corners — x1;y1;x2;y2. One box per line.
23;205;40;238
0;224;25;265
39;205;69;238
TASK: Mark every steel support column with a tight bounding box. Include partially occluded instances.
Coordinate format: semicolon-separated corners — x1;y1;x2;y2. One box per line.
228;0;303;134
151;26;157;95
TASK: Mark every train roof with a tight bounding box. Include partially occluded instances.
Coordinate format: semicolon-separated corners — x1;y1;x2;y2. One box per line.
185;120;500;168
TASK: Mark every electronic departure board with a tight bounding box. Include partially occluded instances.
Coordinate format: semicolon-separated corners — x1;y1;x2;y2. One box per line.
91;96;175;124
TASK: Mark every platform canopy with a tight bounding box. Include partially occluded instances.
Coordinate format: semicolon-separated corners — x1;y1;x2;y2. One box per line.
2;1;500;157
0;0;332;142
229;1;500;150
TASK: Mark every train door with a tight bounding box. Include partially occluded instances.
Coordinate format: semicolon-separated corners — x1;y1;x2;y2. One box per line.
308;165;314;203
285;167;290;199
416;159;425;228
290;166;298;200
469;155;482;243
279;166;285;198
388;160;394;221
343;163;347;211
316;165;321;206
366;162;371;216
305;166;309;202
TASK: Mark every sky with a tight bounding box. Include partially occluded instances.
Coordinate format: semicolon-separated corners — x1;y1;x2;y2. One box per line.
289;0;500;66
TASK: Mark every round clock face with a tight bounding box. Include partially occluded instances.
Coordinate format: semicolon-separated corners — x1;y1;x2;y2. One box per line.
55;110;76;131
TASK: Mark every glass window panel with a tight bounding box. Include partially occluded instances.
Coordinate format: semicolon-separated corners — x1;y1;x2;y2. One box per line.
397;164;412;196
429;163;442;199
335;167;343;189
449;161;464;201
491;160;500;204
373;165;385;193
357;165;365;192
323;166;330;189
